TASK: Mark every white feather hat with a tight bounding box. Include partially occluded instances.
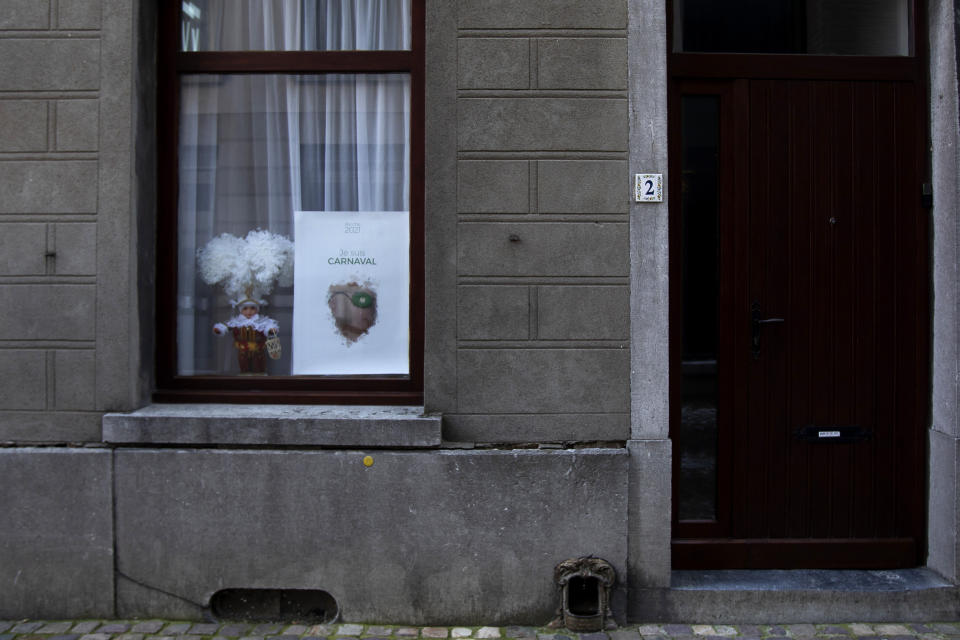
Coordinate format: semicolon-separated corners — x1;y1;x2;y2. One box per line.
197;229;294;308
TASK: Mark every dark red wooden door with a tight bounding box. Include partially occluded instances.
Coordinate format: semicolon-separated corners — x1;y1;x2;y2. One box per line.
672;78;928;568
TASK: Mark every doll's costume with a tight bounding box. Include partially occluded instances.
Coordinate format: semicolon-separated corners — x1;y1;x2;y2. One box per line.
213;313;279;374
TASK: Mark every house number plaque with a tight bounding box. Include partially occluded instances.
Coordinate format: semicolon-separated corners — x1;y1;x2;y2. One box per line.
635;173;663;202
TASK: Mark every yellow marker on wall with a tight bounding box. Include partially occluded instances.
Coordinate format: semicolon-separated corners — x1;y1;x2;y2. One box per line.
363;455;374;467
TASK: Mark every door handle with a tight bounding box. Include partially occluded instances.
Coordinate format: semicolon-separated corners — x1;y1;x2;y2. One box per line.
751;301;784;359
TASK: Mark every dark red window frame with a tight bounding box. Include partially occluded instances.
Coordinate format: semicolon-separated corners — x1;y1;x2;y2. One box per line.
154;2;425;405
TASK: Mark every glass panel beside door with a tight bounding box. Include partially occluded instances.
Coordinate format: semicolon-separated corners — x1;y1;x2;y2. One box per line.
678;94;720;522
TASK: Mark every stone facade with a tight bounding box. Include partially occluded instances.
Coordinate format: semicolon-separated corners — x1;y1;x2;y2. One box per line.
0;0;141;444
1;0;959;625
437;4;631;443
928;0;960;584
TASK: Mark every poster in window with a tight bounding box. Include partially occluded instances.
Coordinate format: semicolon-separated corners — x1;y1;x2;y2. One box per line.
292;210;410;375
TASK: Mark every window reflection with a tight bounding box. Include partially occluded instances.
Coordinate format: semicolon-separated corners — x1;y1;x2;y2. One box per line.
181;0;412;52
675;0;910;56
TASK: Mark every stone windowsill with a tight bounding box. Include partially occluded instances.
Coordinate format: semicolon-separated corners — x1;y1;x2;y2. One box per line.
102;404;441;448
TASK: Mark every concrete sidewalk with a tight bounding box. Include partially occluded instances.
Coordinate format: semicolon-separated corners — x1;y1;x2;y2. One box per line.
3;621;960;640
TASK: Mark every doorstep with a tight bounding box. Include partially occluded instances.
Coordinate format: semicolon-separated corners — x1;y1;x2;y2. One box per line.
633;569;959;623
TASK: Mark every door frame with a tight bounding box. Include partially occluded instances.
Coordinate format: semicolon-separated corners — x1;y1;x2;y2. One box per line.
667;4;930;569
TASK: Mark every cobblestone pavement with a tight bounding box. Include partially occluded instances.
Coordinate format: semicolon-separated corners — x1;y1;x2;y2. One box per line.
3;622;960;640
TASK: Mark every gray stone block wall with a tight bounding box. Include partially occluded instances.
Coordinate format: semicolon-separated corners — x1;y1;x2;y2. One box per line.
114;448;629;624
0;0;141;442
450;1;630;443
0;3;98;440
0;448;114;618
0;1;52;30
457;0;627;29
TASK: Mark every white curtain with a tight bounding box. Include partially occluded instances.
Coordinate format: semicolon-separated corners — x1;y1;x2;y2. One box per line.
177;1;410;375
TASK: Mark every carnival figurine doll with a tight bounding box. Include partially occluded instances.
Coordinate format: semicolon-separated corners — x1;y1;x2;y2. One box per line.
197;229;294;375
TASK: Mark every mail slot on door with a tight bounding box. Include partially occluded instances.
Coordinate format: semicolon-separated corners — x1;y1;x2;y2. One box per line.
794;425;872;443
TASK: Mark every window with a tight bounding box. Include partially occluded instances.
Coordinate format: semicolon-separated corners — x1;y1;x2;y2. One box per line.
674;0;912;55
157;1;424;403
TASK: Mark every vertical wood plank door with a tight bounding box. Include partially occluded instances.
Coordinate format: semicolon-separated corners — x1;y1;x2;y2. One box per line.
672;78;928;568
